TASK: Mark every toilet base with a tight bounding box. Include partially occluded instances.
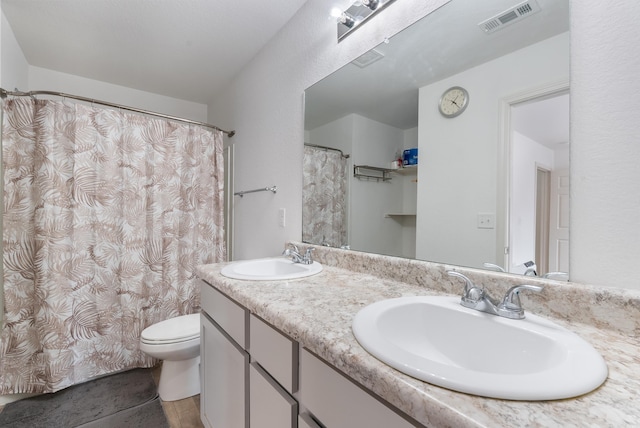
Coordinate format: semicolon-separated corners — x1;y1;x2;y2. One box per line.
157;356;201;402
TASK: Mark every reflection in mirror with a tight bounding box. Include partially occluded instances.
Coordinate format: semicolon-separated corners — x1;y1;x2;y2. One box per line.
508;92;570;278
302;145;350;247
303;0;570;276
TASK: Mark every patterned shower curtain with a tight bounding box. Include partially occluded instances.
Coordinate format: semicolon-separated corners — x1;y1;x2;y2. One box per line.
0;98;226;394
302;145;348;247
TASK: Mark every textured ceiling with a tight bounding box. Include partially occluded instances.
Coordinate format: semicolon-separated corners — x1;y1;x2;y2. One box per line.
2;0;308;104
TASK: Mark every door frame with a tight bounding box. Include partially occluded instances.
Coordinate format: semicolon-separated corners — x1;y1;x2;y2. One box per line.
535;165;551;275
496;79;570;271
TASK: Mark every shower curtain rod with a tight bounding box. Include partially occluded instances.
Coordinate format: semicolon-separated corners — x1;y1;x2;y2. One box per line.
0;88;235;137
304;143;350;158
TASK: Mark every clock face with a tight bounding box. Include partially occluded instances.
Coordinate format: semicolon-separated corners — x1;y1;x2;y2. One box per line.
439;86;469;118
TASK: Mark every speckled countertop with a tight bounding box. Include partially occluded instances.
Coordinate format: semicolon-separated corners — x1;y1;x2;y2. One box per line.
196;244;640;428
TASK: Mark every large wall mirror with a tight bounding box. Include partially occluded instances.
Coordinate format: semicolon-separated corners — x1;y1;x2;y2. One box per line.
303;0;570;278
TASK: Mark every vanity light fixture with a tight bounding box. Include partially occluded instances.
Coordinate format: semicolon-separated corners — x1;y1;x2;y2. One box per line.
335;0;397;42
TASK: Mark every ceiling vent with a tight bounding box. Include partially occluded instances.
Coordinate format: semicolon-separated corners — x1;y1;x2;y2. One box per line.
351;49;385;68
478;0;541;34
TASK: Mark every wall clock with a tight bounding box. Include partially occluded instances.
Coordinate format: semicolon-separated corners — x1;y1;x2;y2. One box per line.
438;86;469;118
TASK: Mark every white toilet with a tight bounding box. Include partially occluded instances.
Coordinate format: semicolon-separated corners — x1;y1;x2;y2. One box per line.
140;313;201;401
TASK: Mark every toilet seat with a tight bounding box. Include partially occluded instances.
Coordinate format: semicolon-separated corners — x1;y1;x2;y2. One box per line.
141;313;200;345
140;335;199;346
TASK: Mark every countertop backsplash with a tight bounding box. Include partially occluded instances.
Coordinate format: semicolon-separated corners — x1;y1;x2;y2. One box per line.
294;241;640;337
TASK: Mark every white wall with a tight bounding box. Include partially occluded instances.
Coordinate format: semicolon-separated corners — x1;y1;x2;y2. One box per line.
1;11;28;90
306;114;354;156
415;33;569;269
209;0;451;260
571;1;640;289
555;144;569;170
28;66;207;122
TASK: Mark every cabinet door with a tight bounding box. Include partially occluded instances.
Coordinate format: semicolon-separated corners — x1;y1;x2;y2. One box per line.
201;313;248;428
249;362;297;428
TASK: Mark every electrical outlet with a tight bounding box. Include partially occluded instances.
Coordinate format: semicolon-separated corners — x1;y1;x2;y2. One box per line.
278;208;286;227
477;213;495;229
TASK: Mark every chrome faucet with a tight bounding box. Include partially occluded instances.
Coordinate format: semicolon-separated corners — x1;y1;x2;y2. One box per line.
447;271;543;320
282;244;315;265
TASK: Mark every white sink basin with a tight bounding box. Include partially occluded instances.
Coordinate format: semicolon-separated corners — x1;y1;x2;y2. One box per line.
220;257;322;280
352;296;608;400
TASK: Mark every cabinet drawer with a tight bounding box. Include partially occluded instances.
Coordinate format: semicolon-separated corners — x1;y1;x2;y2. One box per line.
250;314;297;394
249;362;297;428
200;279;247;348
300;348;414;428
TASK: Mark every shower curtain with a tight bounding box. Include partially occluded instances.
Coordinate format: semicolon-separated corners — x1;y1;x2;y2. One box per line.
0;98;226;394
302;145;348;247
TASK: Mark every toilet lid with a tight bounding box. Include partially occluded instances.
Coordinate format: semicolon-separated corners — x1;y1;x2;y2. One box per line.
141;313;200;343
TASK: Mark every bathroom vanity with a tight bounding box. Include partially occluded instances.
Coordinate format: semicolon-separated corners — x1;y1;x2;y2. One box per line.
197;244;640;427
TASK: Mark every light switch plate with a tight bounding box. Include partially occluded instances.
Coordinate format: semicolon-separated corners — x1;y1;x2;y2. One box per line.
477;213;495;229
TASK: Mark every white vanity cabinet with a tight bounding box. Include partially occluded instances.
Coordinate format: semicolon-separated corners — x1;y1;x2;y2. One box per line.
200;279;419;428
200;280;298;428
200;281;249;428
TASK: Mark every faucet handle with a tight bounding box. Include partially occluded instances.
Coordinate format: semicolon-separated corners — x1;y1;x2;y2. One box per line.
303;247;315;264
498;284;543;319
447;271;473;293
447;271;484;304
282;243;299;256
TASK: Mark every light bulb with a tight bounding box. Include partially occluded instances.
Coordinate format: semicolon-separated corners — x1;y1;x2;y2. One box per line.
330;8;343;19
